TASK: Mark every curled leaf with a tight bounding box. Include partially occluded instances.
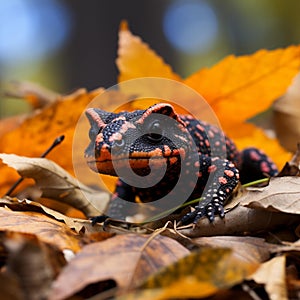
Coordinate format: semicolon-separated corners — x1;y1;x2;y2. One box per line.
0;207;81;252
0;153;109;217
241;177;300;214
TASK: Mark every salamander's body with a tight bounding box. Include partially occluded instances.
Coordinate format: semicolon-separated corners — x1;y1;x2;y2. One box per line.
85;103;277;223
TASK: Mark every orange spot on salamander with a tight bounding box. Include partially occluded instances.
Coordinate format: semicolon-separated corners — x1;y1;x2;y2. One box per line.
163;145;171;156
260;161;271;173
120;121;136;133
208;130;214;138
224;170;235;177
219;177;227;184
169;157;178;165
208;165;217;173
196;171;202;178
196;124;205;132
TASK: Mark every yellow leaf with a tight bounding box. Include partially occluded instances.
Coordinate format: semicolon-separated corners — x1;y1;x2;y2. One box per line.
140;247;258;299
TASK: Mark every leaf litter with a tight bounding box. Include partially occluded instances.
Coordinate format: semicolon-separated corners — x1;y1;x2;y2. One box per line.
0;23;300;300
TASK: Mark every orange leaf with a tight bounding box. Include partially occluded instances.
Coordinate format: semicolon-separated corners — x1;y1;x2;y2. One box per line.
116;24;300;167
232;124;291;168
0;87;134;198
184;46;300;130
0;88;108;198
116;21;181;83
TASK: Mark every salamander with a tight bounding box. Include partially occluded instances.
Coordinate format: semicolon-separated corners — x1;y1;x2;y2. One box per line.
85;103;278;224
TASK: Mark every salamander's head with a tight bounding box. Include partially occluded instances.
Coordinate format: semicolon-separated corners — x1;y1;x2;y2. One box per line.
84;103;191;176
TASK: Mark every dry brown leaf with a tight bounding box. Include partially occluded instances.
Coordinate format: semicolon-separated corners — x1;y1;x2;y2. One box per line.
0;207;81;252
178;176;300;237
1;231;66;300
0;197;105;234
178;205;300;238
0;273;23;300
3;80;60;109
49;233;189;300
274;73;300;152
277;143;300;177
192;236;272;264
268;238;300;254
241;177;300;214
251;255;288;300
0;153;109;217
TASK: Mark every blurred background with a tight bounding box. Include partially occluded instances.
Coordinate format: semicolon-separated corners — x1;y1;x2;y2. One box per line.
1;0;300;117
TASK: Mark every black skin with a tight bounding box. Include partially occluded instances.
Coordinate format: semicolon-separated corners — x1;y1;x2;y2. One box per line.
85;103;278;224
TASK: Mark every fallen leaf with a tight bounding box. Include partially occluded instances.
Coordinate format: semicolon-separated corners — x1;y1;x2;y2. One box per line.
0;153;109;217
272;143;300;177
0;272;23;300
1;231;66;300
0;197;105;234
3;80;60;109
178;205;300;238
116;24;300;168
116;21;180;83
0;207;81;252
285;251;300;298
241;177;300;214
251;255;288;300
0;115;25;137
49;233;189;300
274;73;300;152
192;236;272;264
0;88;103;196
140;247;258;299
185;47;300;128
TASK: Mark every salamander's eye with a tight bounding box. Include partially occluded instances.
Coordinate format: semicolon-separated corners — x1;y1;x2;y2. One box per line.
146;121;163;142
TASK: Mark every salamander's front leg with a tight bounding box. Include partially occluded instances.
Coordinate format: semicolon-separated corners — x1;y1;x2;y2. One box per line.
91;179;136;224
103;178;136;220
180;156;239;224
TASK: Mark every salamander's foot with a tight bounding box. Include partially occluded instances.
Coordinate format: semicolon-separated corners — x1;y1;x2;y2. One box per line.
91;214;109;226
180;197;225;224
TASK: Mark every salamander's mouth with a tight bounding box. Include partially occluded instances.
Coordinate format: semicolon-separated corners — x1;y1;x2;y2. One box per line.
86;149;185;176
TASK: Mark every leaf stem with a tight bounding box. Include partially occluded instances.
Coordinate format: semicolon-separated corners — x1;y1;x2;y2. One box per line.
4;135;65;196
241;177;269;188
